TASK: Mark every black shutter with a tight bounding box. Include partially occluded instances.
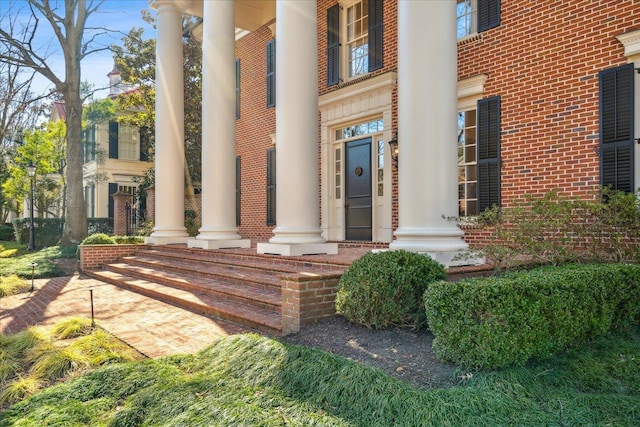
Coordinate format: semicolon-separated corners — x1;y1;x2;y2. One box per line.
108;183;118;219
236;156;241;227
478;0;501;33
368;0;383;72
266;39;276;108
236;59;241;119
266;148;276;226
599;63;635;193
108;121;118;159
327;4;340;86
477;96;501;213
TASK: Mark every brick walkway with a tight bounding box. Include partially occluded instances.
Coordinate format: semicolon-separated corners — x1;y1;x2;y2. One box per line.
0;273;249;358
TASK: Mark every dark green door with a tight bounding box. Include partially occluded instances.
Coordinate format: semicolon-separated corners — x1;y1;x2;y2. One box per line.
345;138;372;241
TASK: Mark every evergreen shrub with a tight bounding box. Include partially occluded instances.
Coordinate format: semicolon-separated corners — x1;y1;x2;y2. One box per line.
425;263;640;369
0;224;15;241
336;250;446;329
11;218;64;247
80;233;116;245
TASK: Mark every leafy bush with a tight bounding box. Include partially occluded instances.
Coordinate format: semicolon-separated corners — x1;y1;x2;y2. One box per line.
112;235;145;244
80;233;116;245
88;218;114;235
336;250;446;329
11;218;64;247
0;225;15;241
425;263;640;369
457;188;640;268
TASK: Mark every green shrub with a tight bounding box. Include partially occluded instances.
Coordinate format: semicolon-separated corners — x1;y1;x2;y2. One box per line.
80;233;116;245
336;250;446;329
112;235;145;244
88;218;114;235
12;218;64;247
0;225;15;241
425;263;640;370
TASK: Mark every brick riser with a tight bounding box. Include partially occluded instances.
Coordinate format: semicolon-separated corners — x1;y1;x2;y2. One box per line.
104;262;281;311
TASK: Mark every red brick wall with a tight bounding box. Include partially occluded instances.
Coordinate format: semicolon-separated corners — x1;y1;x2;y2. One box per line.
235;22;277;243
80;244;142;270
459;0;637;203
459;0;639;245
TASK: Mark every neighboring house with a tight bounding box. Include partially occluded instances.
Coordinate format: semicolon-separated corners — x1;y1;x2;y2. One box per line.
146;0;639;264
82;69;151;221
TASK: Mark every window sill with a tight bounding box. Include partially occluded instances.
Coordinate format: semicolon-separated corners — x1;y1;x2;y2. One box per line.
457;33;482;46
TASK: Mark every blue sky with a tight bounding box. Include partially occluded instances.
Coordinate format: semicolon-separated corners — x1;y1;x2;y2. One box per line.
1;0;156;98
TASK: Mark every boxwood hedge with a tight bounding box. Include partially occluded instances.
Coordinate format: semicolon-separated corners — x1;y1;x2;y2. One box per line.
424;263;640;370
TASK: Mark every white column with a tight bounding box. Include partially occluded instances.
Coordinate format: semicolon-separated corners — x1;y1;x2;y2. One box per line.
146;0;190;244
389;0;469;265
257;0;337;256
188;0;249;250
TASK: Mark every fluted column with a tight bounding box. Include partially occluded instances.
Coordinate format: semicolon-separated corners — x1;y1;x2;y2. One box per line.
188;0;249;250
146;0;190;244
257;0;337;256
389;0;469;265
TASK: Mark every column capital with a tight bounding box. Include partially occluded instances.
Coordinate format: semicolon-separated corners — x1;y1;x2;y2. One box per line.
149;0;191;13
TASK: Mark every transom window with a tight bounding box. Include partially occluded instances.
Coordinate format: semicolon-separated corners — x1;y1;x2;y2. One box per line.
458;109;477;216
347;0;369;78
457;0;477;39
335;119;383;140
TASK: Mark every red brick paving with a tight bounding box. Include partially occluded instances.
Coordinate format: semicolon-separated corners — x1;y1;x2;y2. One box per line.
0;273;249;358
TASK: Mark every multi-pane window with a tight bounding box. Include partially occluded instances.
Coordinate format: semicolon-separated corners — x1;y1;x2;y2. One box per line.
457;0;476;39
458;110;478;216
326;0;383;86
335;119;384;140
457;0;501;39
377;139;384;196
347;0;369;78
335;148;342;199
118;124;139;161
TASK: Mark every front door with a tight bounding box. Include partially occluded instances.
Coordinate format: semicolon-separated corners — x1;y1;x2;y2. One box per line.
345;138;372;241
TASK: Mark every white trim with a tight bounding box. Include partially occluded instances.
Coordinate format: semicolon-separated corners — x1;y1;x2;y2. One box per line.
616;29;640;61
319;72;397;243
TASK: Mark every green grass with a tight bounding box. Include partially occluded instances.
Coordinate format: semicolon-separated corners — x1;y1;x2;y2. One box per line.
0;242;75;280
0;318;143;408
2;326;639;426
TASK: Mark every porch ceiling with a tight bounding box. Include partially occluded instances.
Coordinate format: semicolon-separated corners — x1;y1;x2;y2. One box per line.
185;0;276;32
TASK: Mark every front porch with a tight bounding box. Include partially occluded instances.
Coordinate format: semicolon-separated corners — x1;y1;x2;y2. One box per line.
80;243;491;336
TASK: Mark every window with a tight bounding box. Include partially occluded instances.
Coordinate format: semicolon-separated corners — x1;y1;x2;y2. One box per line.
108;121;140;161
84;125;96;162
599;63;635;193
326;0;383;86
118;124;139;160
458;109;477;216
477;96;501;213
266;148;276;225
457;0;501;39
266;39;275;108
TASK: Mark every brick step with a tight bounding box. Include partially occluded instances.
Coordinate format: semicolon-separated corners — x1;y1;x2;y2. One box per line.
141;246;352;271
120;255;283;291
104;262;281;310
86;269;282;335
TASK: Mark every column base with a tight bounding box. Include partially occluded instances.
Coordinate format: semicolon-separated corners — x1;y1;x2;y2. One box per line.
388;226;477;267
257;242;338;256
188;238;251;250
145;235;189;245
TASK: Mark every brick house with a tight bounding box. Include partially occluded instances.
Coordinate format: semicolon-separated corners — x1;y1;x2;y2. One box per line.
145;0;639;265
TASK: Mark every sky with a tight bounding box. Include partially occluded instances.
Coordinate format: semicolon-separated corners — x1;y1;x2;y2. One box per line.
1;0;156;99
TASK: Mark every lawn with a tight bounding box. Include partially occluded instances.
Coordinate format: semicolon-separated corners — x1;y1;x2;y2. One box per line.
0;241;75;279
1;326;638;426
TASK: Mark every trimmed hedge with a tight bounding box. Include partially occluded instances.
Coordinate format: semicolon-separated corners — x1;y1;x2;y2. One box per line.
80;233;116;245
88;217;114;235
0;224;15;241
336;250;447;329
12;218;64;246
425;263;640;370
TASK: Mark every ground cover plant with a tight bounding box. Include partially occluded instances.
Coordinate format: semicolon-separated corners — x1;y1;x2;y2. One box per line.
0;317;142;408
1;329;638;426
0;274;31;297
0;243;73;279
